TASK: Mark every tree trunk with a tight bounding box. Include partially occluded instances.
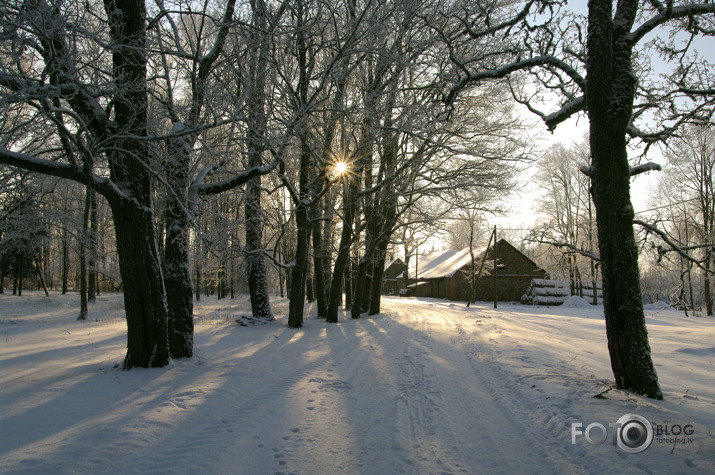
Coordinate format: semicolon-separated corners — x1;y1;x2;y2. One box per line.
705;248;713;316
62;227;69;294
327;181;354;323
289;196;310;328
17;259;23;296
344;256;352;310
87;188;97;302
368;239;389;316
163;126;194;358
244;0;273;321
106;0;169;369
306;259;314;303
311;206;328;318
111;199;170;369
78;185;91;320
195;255;201;301
586;0;661;399
351;257;370;319
287;4;312;329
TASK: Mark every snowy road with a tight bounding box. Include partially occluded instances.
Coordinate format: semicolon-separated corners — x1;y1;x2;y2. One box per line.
1;293;714;474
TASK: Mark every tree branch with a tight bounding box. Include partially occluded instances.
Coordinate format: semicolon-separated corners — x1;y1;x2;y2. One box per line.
630;162;662;176
446;55;586;104
628;2;715;46
634;218;715;274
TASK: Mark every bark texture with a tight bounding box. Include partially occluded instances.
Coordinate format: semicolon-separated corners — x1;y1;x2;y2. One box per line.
586;0;661;399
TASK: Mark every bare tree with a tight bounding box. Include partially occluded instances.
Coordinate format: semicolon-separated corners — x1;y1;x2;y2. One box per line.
666;125;714;315
0;0;170;368
441;0;715;399
531;140;599;300
641;124;715;314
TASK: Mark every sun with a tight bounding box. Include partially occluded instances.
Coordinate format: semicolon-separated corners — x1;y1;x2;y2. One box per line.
334;161;348;175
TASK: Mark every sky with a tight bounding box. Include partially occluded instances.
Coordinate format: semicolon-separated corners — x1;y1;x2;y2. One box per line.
493;1;715;233
497;111;663;231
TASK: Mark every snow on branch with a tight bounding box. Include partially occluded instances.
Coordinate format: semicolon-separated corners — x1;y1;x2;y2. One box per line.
0;147;130;204
579;165;593;177
579;162;662;178
634;219;715;274
678;87;715;97
528;237;600;261
446;55;586;105
544;96;585;131
630;162;662;176
195;163;278;196
628;2;715;46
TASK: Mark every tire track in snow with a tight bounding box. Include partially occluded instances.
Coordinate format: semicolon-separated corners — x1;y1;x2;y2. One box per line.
383;299;591;474
391;322;472;474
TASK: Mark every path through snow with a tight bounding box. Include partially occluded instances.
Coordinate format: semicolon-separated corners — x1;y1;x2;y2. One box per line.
1;293;714;474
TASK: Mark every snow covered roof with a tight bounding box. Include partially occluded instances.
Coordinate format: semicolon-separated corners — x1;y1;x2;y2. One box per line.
384;258;403;271
408;250;457;279
418;247;485;279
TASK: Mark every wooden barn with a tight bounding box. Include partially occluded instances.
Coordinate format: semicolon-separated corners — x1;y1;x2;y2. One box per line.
404;239;548;302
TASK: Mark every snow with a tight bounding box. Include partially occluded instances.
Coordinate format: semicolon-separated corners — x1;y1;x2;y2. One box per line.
418;248;474;279
562;295;594;308
410;249;457;279
2;291;714;474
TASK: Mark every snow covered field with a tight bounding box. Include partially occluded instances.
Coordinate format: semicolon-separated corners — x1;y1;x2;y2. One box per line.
1;292;714;474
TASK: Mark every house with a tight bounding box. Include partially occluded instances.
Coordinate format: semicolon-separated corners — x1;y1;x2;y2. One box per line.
400;249;458;297
382;258;407;295
403;239;548;302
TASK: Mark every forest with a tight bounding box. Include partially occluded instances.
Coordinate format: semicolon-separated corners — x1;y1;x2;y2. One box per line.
0;0;713;399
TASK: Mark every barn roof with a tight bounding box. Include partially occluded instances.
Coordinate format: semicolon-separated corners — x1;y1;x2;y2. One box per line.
384;258;404;271
418;247;484;279
409;249;458;279
409;239;545;281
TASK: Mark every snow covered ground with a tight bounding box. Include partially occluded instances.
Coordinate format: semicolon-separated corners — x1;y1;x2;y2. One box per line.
1;292;714;474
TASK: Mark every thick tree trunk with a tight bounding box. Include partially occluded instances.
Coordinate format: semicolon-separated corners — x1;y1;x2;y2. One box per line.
245;179;272;319
327;182;354;323
587;0;661;399
111;200;170;369
244;0;273;321
163;212;194;358
288;131;312;328
163;127;194;358
106;0;169;369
